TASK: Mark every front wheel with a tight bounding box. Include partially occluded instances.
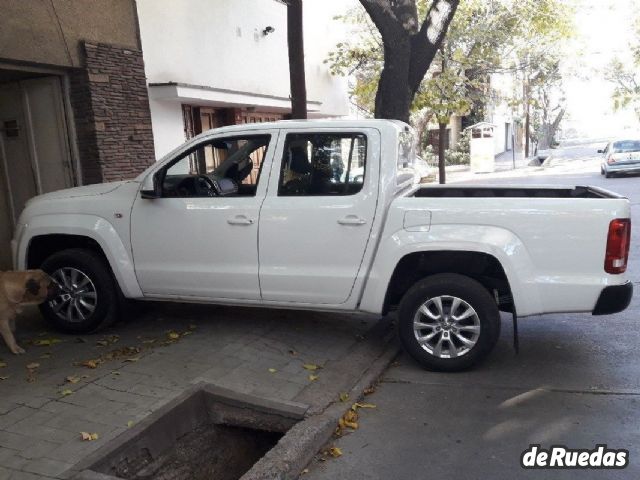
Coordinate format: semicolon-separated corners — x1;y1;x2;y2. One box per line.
39;249;121;333
398;273;501;372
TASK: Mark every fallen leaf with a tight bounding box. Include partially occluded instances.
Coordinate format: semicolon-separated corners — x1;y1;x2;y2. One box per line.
80;432;99;441
80;359;100;369
268;368;277;373
363;386;376;395
0;376;8;381
353;402;376;409
167;332;180;340
336;408;360;434
124;357;140;363
308;374;319;382
66;375;81;384
61;389;74;396
26;362;40;370
181;331;192;336
328;446;342;457
96;340;109;347
33;338;61;347
110;371;120;376
127;420;134;428
301;468;309;474
142;339;157;345
339;392;349;402
303;364;321;371
0;362;7;368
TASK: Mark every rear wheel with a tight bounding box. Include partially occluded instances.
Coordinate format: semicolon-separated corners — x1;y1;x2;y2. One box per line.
398;273;501;372
605;171;613;178
39;248;121;333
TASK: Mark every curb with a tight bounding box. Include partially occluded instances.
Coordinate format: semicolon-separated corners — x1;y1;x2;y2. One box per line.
241;338;400;480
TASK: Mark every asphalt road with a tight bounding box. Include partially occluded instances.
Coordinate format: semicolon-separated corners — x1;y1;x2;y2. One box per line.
305;146;640;480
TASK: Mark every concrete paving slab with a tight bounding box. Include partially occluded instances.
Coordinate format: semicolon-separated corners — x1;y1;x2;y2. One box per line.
0;302;391;478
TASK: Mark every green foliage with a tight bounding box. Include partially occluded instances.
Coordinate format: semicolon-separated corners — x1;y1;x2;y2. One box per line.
606;12;640;120
421;130;471;166
328;0;574;121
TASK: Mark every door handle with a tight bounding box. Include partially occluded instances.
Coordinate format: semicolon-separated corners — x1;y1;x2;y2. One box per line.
337;215;367;226
227;215;254;226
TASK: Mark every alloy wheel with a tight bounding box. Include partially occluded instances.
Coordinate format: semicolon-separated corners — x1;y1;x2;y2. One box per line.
413;295;481;359
49;267;98;323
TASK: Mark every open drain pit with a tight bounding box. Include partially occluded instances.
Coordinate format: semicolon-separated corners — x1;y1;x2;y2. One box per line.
76;384;307;480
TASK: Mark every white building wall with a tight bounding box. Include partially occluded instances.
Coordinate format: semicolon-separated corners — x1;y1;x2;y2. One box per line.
486;72;515;155
147;100;184;160
136;0;352;158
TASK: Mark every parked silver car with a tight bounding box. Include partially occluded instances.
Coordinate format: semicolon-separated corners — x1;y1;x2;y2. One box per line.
600;139;640;178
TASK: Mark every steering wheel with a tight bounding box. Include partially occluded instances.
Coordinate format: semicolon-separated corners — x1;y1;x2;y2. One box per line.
194;175;217;197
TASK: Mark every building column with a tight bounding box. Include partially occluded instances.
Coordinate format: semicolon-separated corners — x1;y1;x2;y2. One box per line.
69;41;155;184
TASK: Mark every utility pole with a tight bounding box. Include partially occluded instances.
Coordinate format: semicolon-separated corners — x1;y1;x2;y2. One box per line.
286;0;307;119
524;75;530;158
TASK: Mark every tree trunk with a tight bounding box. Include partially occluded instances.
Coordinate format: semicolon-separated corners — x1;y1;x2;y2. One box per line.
287;0;307;119
538;108;565;150
524;78;530;157
438;122;447;184
358;0;460;123
374;39;412;123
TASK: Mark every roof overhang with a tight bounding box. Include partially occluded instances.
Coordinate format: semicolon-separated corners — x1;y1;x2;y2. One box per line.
148;82;322;113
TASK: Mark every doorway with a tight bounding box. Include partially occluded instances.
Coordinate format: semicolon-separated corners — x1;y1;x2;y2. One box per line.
0;74;74;269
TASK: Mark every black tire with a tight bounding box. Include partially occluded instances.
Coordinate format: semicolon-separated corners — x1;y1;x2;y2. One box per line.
398;273;501;372
605;172;612;178
39;248;121;333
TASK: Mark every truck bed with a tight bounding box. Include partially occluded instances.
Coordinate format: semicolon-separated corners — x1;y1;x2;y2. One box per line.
412;185;622;199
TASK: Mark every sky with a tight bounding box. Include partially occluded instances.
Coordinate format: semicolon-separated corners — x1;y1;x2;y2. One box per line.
559;0;639;137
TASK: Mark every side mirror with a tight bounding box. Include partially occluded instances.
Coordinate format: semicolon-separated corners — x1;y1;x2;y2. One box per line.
140;172;162;199
597;149;604;154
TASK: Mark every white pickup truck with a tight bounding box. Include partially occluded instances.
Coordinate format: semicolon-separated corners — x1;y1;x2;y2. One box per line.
12;120;633;371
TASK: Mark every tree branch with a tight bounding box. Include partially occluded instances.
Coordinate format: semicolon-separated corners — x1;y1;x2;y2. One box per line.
408;0;460;95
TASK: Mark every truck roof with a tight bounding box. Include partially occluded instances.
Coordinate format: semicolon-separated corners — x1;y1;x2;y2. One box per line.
196;118;410;136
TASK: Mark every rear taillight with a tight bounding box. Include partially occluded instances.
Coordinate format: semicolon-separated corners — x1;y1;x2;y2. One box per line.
605;218;631;274
607;155;616;165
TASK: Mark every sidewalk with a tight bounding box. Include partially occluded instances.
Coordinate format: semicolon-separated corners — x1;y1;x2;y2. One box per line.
0;303;394;479
440;148;601;184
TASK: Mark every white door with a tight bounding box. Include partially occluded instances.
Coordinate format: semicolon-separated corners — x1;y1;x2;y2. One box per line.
259;129;380;305
21;77;74;194
130;132;275;300
0;76;72;269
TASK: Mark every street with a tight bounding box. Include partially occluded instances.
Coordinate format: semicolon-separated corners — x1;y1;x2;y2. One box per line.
305;143;640;480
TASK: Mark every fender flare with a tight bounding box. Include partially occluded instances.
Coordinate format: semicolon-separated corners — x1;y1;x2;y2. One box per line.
19;214;143;298
359;224;542;317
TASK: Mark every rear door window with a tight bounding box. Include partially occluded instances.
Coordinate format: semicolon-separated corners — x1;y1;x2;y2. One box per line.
278;133;367;196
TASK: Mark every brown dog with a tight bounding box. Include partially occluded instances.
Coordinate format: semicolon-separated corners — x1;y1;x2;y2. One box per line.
0;270;55;354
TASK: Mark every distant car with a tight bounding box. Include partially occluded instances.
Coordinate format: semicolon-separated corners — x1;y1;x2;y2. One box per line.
600;140;640;178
